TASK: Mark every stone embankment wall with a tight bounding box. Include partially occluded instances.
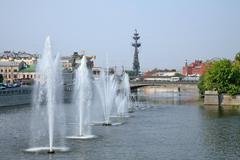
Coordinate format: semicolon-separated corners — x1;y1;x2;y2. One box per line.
204;91;240;106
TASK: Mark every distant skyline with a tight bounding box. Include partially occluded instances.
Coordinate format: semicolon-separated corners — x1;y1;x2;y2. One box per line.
0;0;239;71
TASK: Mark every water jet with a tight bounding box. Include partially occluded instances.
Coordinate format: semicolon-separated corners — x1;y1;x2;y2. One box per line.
26;36;67;153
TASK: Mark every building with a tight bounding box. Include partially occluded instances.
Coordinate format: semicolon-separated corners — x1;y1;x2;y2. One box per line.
143;69;180;81
61;56;73;71
144;69;177;77
182;60;207;76
0;51;38;65
0;51;38;83
17;64;36;85
0;50;96;83
60;52;96;71
0;61;26;83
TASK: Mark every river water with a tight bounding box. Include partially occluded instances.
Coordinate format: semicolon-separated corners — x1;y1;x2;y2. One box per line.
0;86;240;160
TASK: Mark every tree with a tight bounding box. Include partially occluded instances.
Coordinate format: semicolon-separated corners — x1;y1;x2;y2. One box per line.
204;59;232;94
203;59;232;106
198;56;240;106
198;74;206;96
125;70;136;79
174;73;183;78
227;61;240;95
235;51;240;62
0;74;3;83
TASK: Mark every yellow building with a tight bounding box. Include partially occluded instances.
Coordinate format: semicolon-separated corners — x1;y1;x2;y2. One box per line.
17;64;36;81
0;51;38;65
0;51;96;83
0;51;38;83
0;61;24;83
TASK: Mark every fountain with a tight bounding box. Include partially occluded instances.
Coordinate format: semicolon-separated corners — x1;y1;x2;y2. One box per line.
67;56;96;139
95;67;119;126
94;67;132;126
25;36;68;153
116;72;131;117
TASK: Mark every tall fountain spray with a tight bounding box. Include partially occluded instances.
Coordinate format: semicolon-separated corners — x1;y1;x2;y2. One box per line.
116;73;130;117
25;36;68;153
67;56;96;139
96;68;119;126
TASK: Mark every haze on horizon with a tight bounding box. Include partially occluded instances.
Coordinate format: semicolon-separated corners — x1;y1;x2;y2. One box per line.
0;0;239;71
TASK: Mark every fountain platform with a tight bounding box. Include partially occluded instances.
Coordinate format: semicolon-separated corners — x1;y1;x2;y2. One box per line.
24;147;69;153
66;135;97;140
102;122;124;126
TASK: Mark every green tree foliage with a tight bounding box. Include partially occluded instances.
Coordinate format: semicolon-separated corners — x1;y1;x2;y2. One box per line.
174;73;183;78
228;62;240;95
204;59;232;93
0;74;3;83
234;51;240;62
198;74;206;96
198;57;240;96
125;70;136;77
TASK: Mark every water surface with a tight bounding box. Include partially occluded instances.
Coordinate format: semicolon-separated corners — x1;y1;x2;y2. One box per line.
0;86;240;160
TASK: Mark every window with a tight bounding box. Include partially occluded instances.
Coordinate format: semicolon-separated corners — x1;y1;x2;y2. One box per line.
14;69;17;72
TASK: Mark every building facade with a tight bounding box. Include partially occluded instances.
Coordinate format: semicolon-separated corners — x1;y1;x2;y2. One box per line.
0;51;38;83
0;50;97;83
143;69;179;81
0;51;38;65
60;52;96;71
182;60;207;76
0;61;25;83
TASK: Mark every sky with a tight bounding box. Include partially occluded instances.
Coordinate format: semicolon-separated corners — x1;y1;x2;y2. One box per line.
0;0;240;71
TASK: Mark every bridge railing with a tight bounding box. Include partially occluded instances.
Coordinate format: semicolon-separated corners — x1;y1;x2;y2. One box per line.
130;80;199;85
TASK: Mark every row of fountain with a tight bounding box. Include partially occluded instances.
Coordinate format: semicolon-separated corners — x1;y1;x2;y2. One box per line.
25;37;132;153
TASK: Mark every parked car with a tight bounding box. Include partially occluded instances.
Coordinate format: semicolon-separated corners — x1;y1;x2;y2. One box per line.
0;83;6;90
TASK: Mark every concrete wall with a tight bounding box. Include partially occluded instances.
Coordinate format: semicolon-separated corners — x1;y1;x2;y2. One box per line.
204;91;240;106
204;91;219;105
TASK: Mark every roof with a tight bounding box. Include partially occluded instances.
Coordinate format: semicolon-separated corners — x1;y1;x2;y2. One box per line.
61;56;72;61
0;61;19;67
0;51;38;59
144;76;177;78
19;64;36;72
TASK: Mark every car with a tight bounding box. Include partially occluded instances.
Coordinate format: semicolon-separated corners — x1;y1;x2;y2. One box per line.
13;83;21;88
0;86;6;90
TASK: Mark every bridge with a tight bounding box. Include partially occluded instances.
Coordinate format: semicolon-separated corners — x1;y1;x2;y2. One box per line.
130;80;198;90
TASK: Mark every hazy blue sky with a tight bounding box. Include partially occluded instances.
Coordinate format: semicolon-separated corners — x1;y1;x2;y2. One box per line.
0;0;239;71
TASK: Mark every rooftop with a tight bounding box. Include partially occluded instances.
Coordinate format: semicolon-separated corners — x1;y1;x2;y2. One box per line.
19;64;36;72
0;61;19;67
0;51;38;59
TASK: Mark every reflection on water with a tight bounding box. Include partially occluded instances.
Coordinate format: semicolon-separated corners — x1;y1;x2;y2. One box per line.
130;86;240;159
202;105;240;118
134;86;200;105
199;105;240;159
